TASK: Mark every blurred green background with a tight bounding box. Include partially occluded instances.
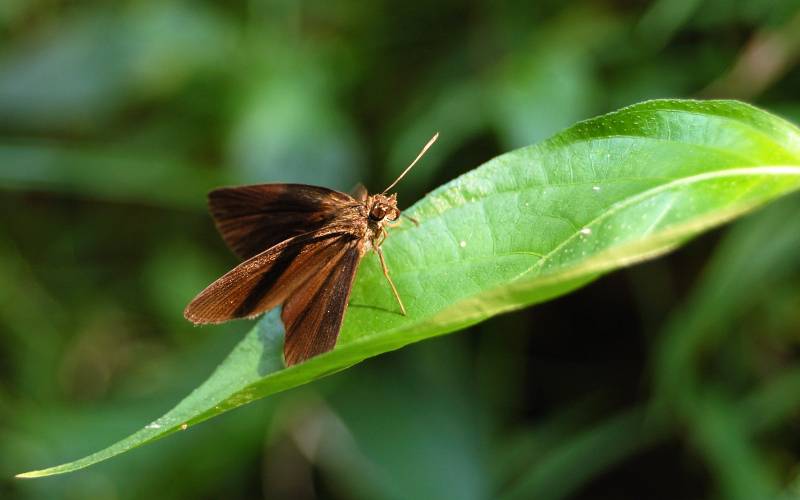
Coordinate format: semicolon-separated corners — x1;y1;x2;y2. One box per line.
2;1;800;499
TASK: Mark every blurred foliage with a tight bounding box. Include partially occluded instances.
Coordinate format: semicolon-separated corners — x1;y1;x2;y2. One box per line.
1;1;800;499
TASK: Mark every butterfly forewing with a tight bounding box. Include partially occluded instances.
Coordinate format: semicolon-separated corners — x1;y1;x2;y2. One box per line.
184;227;361;324
209;184;356;259
282;237;364;366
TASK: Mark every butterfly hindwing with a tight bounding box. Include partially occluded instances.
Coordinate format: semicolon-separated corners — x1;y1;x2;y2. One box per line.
184;228;359;324
282;237;364;366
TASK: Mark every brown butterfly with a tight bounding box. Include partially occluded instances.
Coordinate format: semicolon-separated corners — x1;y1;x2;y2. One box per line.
184;133;438;366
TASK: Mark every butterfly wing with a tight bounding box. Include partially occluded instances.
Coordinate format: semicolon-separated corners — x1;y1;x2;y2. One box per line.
282;237;364;366
208;183;357;260
184;227;361;324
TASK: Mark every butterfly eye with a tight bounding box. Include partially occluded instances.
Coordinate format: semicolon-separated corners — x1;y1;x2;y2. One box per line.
369;205;387;221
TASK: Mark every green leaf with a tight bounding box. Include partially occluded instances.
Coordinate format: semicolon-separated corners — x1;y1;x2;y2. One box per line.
18;99;800;478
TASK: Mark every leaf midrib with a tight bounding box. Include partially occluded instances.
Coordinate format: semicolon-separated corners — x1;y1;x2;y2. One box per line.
518;165;800;280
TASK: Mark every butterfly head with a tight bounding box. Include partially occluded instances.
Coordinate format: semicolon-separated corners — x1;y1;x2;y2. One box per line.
368;193;399;222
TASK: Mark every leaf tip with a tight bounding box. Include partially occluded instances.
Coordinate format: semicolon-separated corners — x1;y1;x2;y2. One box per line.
15;470;46;479
15;465;73;479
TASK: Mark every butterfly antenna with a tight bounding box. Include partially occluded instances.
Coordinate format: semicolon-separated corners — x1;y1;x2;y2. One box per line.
382;132;439;194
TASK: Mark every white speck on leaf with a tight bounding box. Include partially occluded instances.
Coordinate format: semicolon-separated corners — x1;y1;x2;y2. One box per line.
460;240;467;248
145;423;161;430
592;186;601;192
580;228;592;236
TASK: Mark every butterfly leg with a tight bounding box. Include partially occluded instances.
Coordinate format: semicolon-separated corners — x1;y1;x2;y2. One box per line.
375;241;406;316
373;227;387;249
